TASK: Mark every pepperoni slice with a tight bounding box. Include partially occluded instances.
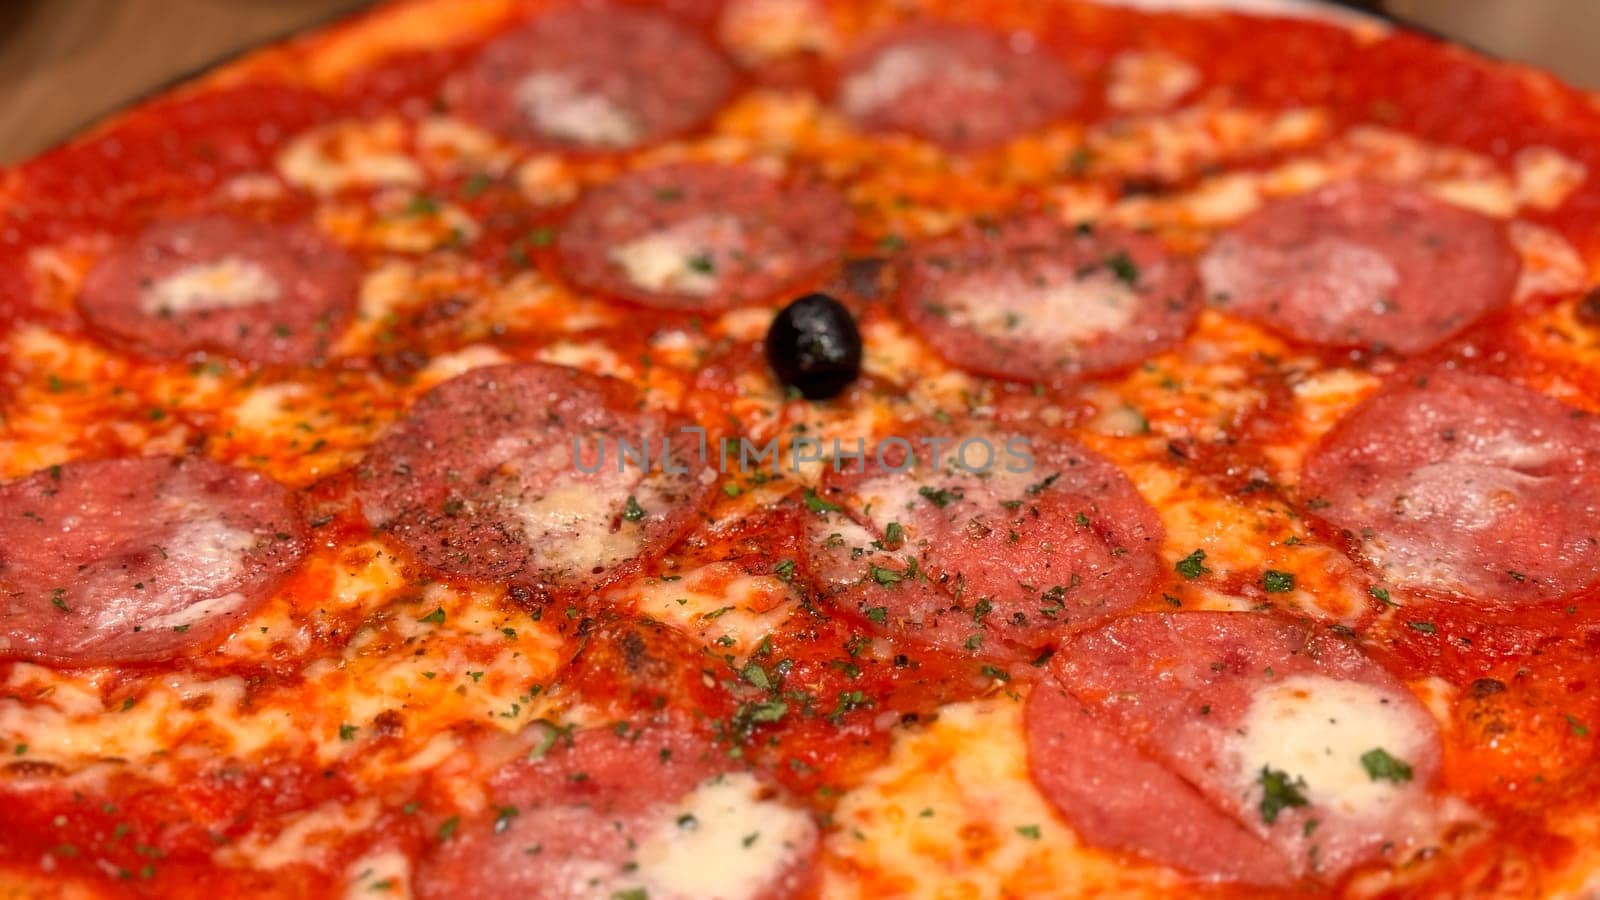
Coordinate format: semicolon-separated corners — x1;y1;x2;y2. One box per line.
835;22;1078;149
414;720;818;900
1027;611;1442;884
355;363;713;598
557;164;853;311
0;457;306;666
897;216;1201;383
802;432;1163;660
1199;181;1519;353
456;7;735;151
1301;371;1600;602
77;216;359;365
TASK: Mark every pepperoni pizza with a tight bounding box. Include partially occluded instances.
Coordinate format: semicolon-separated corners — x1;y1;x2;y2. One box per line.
4;0;1600;897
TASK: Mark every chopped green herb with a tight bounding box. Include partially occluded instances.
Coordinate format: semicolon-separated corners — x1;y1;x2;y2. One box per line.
803;489;841;515
622;496;645;522
1257;766;1309;824
1261;570;1296;593
460;172;493;199
1360;748;1413;783
981;665;1011;682
869;566;903;587
742;663;772;691
1105;251;1140;285
1175;549;1210;580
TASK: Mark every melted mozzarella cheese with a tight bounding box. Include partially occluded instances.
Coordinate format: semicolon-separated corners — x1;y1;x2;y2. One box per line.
1229;675;1430;819
0;542;567;779
277;117;423;194
514;72;642;148
1106;50;1200;112
1514;145;1587;211
1510;220;1588;300
947;269;1140;346
823;698;1187;897
502;468;644;578
632;772;815;899
343;849;411;898
624;566;797;659
515;154;581;206
608;216;740;296
718;0;834;65
416;115;516;177
140;257;280;315
838;46;938;118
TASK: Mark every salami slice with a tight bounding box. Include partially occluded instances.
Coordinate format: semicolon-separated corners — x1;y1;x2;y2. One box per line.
456;7;735;151
835;22;1078;149
1199;181;1519;353
1026;685;1292;885
1301;371;1600;602
557;164;853;311
802;432;1163;661
354;363;713;599
0;457;306;665
1027;612;1442;884
897;216;1201;383
77;216;359;365
414;720;818;900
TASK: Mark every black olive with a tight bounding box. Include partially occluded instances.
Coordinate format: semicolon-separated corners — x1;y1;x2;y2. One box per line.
765;292;862;400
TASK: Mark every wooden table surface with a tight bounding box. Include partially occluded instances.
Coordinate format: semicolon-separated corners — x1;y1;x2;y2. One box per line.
0;0;1594;165
0;0;371;163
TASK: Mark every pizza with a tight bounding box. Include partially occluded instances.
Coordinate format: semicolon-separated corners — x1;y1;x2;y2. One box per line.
4;0;1600;896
